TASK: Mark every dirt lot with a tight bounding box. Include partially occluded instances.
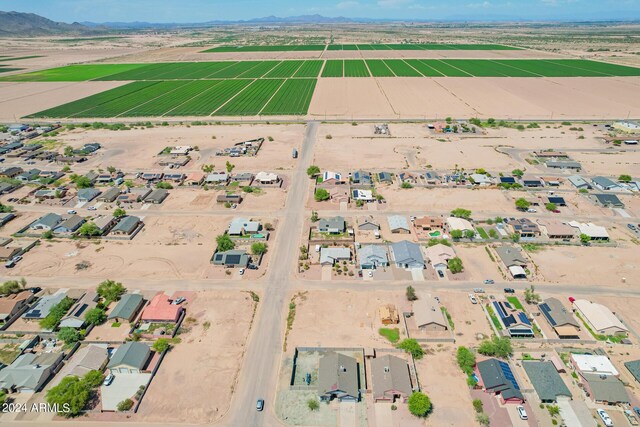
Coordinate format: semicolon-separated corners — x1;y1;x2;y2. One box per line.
435;291;493;347
528;245;640;288
137;290;257;423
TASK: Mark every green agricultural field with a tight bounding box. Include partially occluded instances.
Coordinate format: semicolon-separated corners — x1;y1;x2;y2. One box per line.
264;60;304;78
383;59;422;76
344;60;370;77
261;79;317;115
167;79;252;116
327;44;359;50
0;55;42;62
321;60;344;77
202;45;325;52
365;60;395;77
214;79;284;115
0;66;22;74
120;80;221;117
236;61;280;78
404;59;444;77
423;60;473;77
293;60;323;78
0;64;147;82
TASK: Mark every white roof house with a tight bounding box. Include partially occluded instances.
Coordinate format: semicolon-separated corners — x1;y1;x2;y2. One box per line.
388;215;410;233
320;247;351;265
352;189;374;201
568;221;609;240
323;171;342;182
571;354;619;376
446;217;474;232
228;217;261;235
169;146;192;155
254;171;279;184
470;174;494;186
425;244;456;269
573;299;628;336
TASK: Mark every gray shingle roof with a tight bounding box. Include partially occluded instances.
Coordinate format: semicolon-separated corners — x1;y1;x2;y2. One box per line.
108;342;150;370
583;373;629;403
523;361;572;402
494;246;527;267
371;355;412;399
624;360;640;383
318;352;359;400
390;240;424;267
112;216;140;234
108;294;143;321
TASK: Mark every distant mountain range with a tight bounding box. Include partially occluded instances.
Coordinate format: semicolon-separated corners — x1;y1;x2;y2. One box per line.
0;11;104;36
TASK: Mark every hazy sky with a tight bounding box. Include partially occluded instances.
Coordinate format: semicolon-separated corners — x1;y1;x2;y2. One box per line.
2;0;638;22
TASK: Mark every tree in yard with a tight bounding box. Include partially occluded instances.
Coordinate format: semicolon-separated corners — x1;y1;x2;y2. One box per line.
152;338;171;353
450;229;463;240
401;181;413;189
314;188;330;202
107;166;116;174
406;285;418;301
117;398;134;412
450;208;472;219
0;390;6;406
311;211;319;222
511;169;524;177
476;412;490;426
57;327;81;345
524;285;541;304
579;233;590;245
448;257;464;274
472;399;484;413
545;202;557;211
77;221;101;237
97;280;126;302
510;233;520;243
46;376;90;417
113;207;126;218
124;179;134;188
488;229;498;239
156;181;173;189
225;161;235;173
251;242;268;255
0;278;27;295
463;229;475;239
307;398;319;411
64;146;74;156
215;234;235;252
515;198;530;211
456;346;476;375
408;391;432;417
83;370;104;388
201;164;215;173
478;336;512;358
306;165;320;177
618;174;632;183
72;175;92;189
397;339;425;359
84;307;106;326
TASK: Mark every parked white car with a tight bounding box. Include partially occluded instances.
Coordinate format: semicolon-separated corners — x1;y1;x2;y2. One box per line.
468;294;478;304
597;409;614;427
516;405;528;420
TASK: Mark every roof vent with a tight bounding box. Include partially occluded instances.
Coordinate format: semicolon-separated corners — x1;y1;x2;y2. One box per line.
340;365;346;372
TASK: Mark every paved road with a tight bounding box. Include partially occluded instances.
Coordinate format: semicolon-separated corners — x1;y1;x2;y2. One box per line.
223;121;318;427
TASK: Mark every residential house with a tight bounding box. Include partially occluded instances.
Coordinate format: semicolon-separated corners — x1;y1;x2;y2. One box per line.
351;189;374;202
111;216;141;236
163;173;185;184
425;244;456;274
96;187;120;203
379;304;399;325
377;172;393;184
322;171;344;186
571;354;618;376
140;172;163;182
140;293;183;323
500;176;516;185
53;214;85;235
22;292;66;320
624;360;640;384
144;189;169;204
216;194;242;204
0;291;34;322
572;299;628;336
59;292;99;328
494;246;528;279
506;218;541;238
351;170;373;186
254;171;280;185
491;300;534;337
0;352;64;392
592;193;624;208
358;245;388;270
414;216;444;231
318;216;346;234
0;246;20;261
0;167;23;178
522;361;572;403
0;212;16;227
538;298;581;338
547;196;566;206
398;172;417;184
535;151;569;159
328;187;350;204
318;352;360;402
470;173;494;186
389;241;424;269
93;216;117;235
107;342;151;374
445;217;474;233
29;213;62;231
358;220;379;231
413;296;448;331
205;172;229;185
228;217;261;236
591;176;619;191
568;221;609;241
371;355;413;402
16;168;40;182
60;344;109;379
0;182;19;194
33;189;60;200
320;247;351;266
423;172;440;185
568;175;591;190
521;175;544;187
211;249;250;268
184;172;205;186
475;358;524;404
537;220;575;239
230;172;254;184
388;215;410;234
117;188;151;204
108;294;145;323
582;374;629;404
546;161;581;170
77;188;101;203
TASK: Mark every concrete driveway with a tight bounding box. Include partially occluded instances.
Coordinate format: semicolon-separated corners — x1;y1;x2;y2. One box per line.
101;372;151;411
339;401;356;427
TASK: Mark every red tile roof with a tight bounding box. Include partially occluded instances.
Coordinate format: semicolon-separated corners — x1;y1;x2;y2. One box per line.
140;293;182;322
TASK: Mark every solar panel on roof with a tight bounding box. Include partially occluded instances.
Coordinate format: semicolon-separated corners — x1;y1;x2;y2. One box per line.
226;254;242;265
498;361;520;390
539;303;556;326
548;197;565;204
518;312;532;325
75;304;89;317
500;177;516;183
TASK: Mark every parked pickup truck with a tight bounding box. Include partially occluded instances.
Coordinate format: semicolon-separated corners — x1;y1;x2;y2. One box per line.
625;409;639;426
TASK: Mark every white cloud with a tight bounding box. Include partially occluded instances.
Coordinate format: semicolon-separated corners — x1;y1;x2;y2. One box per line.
377;0;413;7
336;0;361;9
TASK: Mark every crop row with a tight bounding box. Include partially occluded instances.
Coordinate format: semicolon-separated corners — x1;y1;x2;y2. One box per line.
260;79;317;115
214;79;284;116
203;45;326;52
